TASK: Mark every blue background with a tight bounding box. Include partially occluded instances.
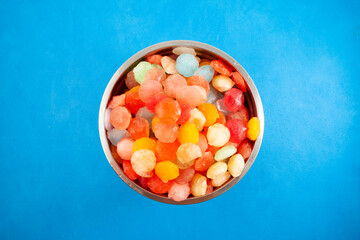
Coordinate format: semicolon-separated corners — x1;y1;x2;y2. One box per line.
1;0;359;239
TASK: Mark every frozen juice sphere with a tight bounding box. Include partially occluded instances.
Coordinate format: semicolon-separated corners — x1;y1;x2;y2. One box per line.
125;70;139;89
207;123;230;147
172;46;196;56
143;67;166;83
116;137;134;160
162;74;187;98
161;56;178;74
211;171;231;187
237;140;252;159
145;54;163;65
226;119;247;144
194;151;214;172
187;75;210;94
207;85;224;105
131;149;156;178
210;59;232;76
127;117;149;140
215;98;230;116
110;106;132;130
176;143;202;166
108;94;125;109
206;178;213;194
122;160;138;180
174;167;195;184
104;108;113;131
226;106;249;124
155;161;179;182
168;183;191;202
206;161;228;179
223;88;244;112
136;107;155;126
186;108;206;131
132;137;156;152
138;79;164;102
197;133;208;153
198;103;219;127
147;175;172;194
215;111;226;125
155;98;181;124
153;122;179;143
247;117;261;141
228;154;245;177
194;65;215;83
212;75;234;92
176;85;207;108
177;104;192;125
155;140;180;162
125;92;145;115
107;129;130;146
214;145;237;161
145;93;167;113
178;122;199;144
176;54;199;77
138;176;149;189
190;173;207;197
231;71;247;92
133;61;155;84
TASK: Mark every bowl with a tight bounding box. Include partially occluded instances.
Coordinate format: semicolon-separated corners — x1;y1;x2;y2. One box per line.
98;40;264;204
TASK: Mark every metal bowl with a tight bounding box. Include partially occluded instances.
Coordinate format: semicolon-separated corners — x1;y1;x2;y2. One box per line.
98;40;264;204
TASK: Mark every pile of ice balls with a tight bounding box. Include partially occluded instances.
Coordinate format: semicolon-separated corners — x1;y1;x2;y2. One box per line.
105;47;260;201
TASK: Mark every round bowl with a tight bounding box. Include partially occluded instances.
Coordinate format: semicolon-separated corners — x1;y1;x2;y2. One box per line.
99;40;264;204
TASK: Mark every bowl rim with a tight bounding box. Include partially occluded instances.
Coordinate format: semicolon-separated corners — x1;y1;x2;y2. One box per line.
98;40;264;205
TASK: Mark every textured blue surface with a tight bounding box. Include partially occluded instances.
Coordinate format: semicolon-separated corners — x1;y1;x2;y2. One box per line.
1;1;359;239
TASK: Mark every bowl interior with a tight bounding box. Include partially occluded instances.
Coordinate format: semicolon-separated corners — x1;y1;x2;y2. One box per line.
100;41;263;205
